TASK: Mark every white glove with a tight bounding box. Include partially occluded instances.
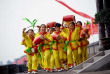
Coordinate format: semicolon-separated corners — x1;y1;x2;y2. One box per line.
40;35;45;40
31;48;35;53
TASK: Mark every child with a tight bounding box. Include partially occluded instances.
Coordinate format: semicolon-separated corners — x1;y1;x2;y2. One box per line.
22;28;38;73
80;27;90;62
50;23;67;72
34;24;53;72
76;21;83;64
61;22;80;69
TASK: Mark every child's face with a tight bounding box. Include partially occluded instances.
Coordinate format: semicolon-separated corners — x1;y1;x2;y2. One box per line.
28;30;34;37
49;29;53;34
55;27;60;32
40;25;46;33
77;22;82;27
69;24;75;30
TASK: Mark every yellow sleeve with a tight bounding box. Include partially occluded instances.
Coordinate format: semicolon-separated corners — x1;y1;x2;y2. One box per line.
21;41;24;45
21;41;27;47
47;33;53;42
34;32;40;38
60;32;67;39
22;32;32;47
74;28;80;40
22;32;29;40
61;27;69;34
45;33;53;43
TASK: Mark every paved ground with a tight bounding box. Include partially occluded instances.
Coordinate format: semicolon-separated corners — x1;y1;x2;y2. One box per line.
16;70;110;74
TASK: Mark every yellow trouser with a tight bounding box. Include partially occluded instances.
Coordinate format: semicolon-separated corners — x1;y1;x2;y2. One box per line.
53;50;61;69
72;49;79;66
78;47;82;64
81;46;88;62
67;46;73;68
37;54;44;69
26;54;32;72
44;50;51;69
40;52;44;69
58;48;67;61
58;48;67;69
50;54;55;69
67;46;79;68
26;53;38;71
32;53;38;71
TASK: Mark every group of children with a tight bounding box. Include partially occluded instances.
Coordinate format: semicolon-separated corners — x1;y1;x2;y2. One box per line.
21;21;90;74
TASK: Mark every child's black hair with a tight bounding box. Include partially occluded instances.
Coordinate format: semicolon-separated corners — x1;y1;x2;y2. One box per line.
41;24;46;28
26;31;28;34
55;23;61;27
27;29;34;33
76;21;82;26
70;22;75;28
49;27;55;31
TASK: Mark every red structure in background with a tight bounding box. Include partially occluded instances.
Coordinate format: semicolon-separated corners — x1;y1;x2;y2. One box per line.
13;55;27;65
84;20;98;35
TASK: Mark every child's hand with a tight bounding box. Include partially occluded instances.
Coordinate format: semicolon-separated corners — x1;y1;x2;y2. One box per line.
23;28;26;33
56;35;61;40
40;35;45;40
36;26;40;28
23;28;26;31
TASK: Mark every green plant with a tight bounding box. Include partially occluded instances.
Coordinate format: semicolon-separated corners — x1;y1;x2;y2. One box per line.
95;9;110;24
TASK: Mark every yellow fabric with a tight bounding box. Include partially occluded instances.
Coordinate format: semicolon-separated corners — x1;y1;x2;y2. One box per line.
40;52;44;69
26;53;39;71
32;53;38;71
44;50;51;69
21;40;27;47
26;53;32;72
81;46;88;62
35;32;53;69
51;31;67;69
22;32;39;71
52;31;66;50
67;46;73;68
22;32;33;54
62;27;79;68
52;50;61;69
22;32;33;48
50;54;55;69
72;50;79;66
38;56;43;68
61;27;79;49
78;47;82;64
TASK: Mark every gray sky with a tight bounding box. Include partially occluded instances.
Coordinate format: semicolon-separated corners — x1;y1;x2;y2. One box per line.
0;0;98;64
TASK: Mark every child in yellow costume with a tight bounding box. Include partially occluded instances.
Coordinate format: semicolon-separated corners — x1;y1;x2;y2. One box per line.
80;27;90;62
50;23;67;72
61;22;80;69
34;24;53;72
48;28;55;72
22;28;38;74
76;21;83;64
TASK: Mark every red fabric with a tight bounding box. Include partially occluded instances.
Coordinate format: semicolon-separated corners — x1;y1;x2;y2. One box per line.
33;45;38;52
68;64;73;66
63;15;74;21
47;22;56;28
33;36;42;44
51;33;58;40
84;19;98;35
56;0;94;19
39;32;47;35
